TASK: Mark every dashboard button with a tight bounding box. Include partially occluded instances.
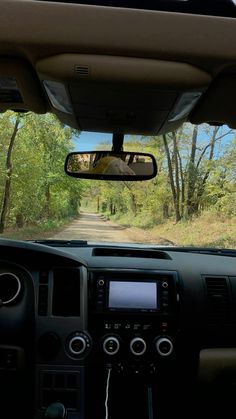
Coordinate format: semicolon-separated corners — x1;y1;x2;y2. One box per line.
103;336;120;355
67;332;91;358
143;324;151;331
69;336;86;355
124;324;131;330
156;337;173;357
130;338;147;356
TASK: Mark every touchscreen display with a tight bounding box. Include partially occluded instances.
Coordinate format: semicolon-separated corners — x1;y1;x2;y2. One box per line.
108;281;157;310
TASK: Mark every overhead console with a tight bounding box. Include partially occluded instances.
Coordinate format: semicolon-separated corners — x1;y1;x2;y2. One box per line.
36;54;211;134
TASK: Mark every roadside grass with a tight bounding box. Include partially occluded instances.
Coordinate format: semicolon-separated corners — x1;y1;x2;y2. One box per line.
110;212;156;229
150;213;236;248
0;217;77;240
108;211;236;248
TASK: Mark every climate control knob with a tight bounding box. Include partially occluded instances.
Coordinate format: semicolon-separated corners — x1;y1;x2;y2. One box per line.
67;332;91;357
155;337;173;357
130;337;147;356
103;336;120;355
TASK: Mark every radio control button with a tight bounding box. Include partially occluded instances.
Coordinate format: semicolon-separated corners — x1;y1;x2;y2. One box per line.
133;324;141;330
162;281;168;288
114;323;121;330
130;338;147;356
143;324;151;331
98;279;105;286
103;336;120;355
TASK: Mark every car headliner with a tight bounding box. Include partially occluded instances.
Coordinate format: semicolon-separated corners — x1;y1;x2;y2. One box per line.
0;0;236;135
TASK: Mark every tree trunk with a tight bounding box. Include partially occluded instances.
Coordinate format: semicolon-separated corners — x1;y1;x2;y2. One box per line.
130;192;137;216
0;118;20;233
177;148;185;217
196;126;219;206
163;134;181;223
44;184;51;217
172;132;181;219
186;125;198;218
163;202;169;219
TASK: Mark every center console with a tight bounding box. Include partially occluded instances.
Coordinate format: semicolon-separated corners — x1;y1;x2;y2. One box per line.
86;269;180;419
35;267;180;419
88;269;179;374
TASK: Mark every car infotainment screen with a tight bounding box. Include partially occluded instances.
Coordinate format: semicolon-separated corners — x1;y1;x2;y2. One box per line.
108;281;158;310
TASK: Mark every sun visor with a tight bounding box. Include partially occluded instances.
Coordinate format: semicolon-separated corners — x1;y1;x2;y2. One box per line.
37;54;211;134
190;73;236;128
0;59;47;114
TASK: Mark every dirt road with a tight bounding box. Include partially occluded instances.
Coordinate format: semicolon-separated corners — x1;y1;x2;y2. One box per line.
51;212;174;245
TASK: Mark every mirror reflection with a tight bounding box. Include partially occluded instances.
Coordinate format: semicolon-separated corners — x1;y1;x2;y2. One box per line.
65;151;157;180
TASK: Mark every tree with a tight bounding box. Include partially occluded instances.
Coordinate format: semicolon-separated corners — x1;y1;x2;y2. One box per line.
0;111;83;234
163;133;181;222
162;124;233;221
0;113;21;233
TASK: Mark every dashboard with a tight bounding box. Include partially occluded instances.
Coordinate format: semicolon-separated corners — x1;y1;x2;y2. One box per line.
0;239;236;419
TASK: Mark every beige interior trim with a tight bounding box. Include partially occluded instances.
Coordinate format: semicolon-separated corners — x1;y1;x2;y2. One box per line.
1;0;236;72
37;54;211;89
1;1;236;131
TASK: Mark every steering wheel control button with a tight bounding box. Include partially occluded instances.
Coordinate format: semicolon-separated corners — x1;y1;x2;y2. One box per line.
156;337;173;357
130;337;147;356
103;336;120;355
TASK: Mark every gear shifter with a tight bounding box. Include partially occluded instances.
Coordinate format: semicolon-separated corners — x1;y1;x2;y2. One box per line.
45;403;66;419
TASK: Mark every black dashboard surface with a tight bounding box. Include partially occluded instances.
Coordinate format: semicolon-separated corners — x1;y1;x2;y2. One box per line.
0;239;236;419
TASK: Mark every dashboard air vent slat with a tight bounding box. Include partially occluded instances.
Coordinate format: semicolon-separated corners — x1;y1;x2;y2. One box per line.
205;276;232;325
74;65;89;77
92;247;171;259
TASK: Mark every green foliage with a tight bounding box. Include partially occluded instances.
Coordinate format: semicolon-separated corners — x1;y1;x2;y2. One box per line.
83;125;236;230
0;111;83;234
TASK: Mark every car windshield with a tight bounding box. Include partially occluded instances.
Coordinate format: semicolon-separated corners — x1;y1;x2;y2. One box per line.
0;111;235;248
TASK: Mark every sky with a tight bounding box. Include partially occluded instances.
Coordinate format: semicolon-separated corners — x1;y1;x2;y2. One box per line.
72;125;235;154
72;131;137;151
73;131;112;151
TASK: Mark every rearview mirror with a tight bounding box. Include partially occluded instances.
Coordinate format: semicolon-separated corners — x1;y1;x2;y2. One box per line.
65;151;157;180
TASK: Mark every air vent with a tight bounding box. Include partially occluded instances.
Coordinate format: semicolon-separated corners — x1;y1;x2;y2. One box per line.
205;276;232;325
92;247;171;259
74;65;89;77
52;268;80;316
